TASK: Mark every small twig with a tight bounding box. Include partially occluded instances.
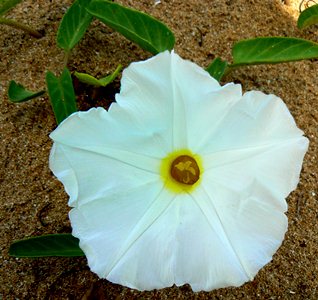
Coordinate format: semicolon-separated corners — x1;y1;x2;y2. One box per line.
37;203;51;227
196;27;203;47
0;17;42;38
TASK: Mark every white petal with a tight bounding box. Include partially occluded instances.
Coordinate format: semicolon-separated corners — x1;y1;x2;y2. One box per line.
50;107;169;159
73;187;249;291
195;180;288;283
70;185;178;290
201;91;309;201
187;83;242;152
200;91;307;154
49;143;78;204
50;142;159;207
116;51;221;149
204;137;308;200
173;191;249;291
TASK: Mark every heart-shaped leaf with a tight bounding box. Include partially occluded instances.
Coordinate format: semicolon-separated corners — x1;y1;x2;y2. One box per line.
8;80;45;102
46;68;77;124
298;4;318;29
232;37;318;66
57;0;93;51
9;234;84;257
87;0;175;54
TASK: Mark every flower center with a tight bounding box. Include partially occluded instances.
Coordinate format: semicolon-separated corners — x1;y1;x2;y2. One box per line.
170;155;200;185
160;149;203;194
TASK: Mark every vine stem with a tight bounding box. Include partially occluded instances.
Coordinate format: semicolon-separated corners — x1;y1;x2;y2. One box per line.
0;17;42;38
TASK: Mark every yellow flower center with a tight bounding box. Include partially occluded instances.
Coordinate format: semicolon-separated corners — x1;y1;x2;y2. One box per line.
160;149;203;194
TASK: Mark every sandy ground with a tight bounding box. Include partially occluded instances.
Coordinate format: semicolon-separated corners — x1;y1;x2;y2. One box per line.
0;0;317;299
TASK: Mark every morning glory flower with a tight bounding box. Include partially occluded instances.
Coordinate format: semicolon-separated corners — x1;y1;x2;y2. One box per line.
49;51;308;291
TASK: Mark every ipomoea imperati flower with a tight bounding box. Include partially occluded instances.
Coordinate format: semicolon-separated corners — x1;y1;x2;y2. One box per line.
49;51;309;291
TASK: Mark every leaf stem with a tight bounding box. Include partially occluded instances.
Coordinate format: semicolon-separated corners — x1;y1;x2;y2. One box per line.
0;17;42;38
63;51;70;68
221;64;236;78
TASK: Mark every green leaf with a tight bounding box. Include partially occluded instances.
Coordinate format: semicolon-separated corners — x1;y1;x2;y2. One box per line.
0;0;22;16
205;57;228;82
57;0;93;51
46;68;77;124
8;80;45;103
87;0;175;54
78;0;92;6
232;37;318;66
74;64;122;87
298;4;318;29
9;234;84;257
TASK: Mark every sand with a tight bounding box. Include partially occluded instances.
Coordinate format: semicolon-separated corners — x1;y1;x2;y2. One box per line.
0;0;317;298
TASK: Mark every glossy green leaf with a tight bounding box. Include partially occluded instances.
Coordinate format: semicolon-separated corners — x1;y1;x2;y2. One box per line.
74;64;122;87
87;0;175;54
9;234;84;257
46;68;77;124
57;0;93;51
298;4;318;29
205;57;228;82
232;37;318;66
8;80;45;102
0;0;22;16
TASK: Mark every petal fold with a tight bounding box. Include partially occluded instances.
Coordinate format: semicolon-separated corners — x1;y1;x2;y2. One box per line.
50;142;159;207
70;185;178;290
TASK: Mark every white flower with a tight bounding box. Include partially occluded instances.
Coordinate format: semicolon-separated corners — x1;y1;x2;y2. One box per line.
49;51;308;291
